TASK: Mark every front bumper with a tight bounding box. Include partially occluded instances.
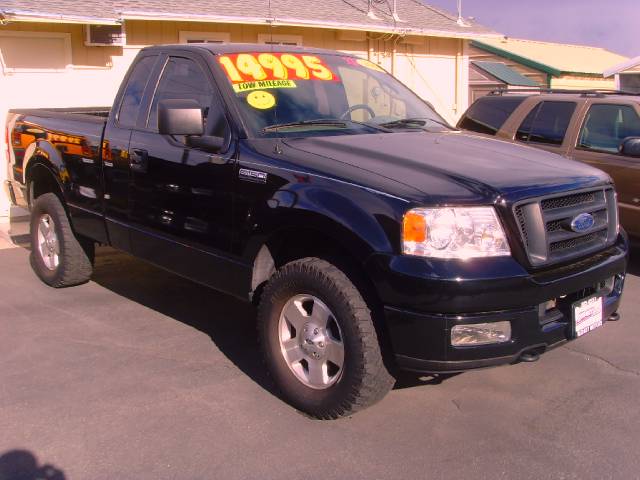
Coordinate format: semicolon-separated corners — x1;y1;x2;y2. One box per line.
367;236;628;373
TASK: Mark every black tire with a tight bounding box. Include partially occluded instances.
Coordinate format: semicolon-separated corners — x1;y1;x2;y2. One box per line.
258;257;395;418
29;193;94;287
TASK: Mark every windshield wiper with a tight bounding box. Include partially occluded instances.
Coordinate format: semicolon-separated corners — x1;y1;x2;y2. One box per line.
261;119;348;133
378;117;456;131
261;118;390;134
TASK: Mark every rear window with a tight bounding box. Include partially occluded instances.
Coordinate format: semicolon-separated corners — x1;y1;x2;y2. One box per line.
117;55;158;127
457;96;526;135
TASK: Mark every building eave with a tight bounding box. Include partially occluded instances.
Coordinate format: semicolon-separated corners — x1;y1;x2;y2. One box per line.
0;9;120;25
603;55;640;78
119;11;502;39
557;71;610;78
0;8;503;40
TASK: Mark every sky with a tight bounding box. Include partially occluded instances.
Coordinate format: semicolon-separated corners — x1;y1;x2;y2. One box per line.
424;0;639;58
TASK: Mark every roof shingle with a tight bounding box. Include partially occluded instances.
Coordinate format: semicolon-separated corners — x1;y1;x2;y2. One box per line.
0;0;501;39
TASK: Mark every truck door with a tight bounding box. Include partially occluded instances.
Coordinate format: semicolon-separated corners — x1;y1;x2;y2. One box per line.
102;53;162;252
569;102;640;237
127;53;238;292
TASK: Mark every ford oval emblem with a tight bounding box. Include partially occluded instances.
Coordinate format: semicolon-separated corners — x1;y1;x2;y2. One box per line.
570;213;595;233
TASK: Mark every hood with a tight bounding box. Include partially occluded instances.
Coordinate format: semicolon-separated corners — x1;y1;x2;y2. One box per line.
283;131;610;203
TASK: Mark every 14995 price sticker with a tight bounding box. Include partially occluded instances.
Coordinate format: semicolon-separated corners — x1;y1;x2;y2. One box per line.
219;53;336;84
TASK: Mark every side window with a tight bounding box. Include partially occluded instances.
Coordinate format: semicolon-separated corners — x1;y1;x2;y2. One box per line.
117;55;158;127
578;103;640;154
147;56;218;134
457;96;526;135
515;103;541;142
517;101;576;146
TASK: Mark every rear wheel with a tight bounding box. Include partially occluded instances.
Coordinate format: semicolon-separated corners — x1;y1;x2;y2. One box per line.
258;257;394;418
29;193;94;287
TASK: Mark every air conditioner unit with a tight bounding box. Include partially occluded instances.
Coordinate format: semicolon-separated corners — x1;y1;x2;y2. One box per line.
85;24;125;47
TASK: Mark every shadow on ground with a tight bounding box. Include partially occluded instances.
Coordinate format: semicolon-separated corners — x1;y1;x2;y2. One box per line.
0;450;65;480
89;247;454;396
10;235;637;399
91;247;279;396
628;245;640;276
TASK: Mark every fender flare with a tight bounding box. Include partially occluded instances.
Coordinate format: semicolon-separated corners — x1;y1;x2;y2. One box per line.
245;185;404;291
23;140;69;190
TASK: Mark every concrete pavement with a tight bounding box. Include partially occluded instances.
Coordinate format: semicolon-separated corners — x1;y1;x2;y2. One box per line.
0;245;639;480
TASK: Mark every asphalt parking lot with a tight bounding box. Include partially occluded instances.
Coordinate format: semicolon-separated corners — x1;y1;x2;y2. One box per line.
1;239;639;480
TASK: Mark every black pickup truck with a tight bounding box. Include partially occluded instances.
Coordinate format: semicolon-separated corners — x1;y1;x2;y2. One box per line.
4;44;628;418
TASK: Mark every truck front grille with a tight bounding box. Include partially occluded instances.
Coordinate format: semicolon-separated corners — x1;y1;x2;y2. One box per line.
513;187;617;267
540;191;596;211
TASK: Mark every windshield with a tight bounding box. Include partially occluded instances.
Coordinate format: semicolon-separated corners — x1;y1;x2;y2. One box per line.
216;51;451;137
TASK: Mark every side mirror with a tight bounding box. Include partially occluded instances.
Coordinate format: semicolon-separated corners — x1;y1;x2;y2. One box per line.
158;99;204;136
619;137;640;158
186;135;226;153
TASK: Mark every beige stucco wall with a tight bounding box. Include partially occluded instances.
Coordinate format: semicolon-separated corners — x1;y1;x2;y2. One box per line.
551;75;616;90
0;20;469;216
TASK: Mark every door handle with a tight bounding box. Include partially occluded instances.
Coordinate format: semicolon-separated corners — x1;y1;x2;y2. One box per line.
130;148;148;173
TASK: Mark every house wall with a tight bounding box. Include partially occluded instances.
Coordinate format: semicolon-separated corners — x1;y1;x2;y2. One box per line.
551;75;616;90
0;20;469;216
468;64;504;103
617;73;640;93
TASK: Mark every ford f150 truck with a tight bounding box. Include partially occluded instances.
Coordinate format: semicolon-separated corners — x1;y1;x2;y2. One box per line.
4;44;628;419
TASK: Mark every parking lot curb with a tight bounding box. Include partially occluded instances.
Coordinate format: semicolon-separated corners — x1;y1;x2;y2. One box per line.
0;221;9;242
0;207;30;246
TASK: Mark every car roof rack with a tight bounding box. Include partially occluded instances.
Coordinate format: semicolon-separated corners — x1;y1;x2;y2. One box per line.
488;88;638;97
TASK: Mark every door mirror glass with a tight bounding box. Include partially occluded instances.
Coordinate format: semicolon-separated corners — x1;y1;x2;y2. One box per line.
620;137;640;158
158;99;204;136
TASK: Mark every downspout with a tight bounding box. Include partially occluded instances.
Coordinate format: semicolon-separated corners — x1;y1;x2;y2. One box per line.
454;38;463;115
391;37;397;75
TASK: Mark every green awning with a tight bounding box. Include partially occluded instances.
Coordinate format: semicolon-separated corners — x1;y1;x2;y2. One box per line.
472;61;540;87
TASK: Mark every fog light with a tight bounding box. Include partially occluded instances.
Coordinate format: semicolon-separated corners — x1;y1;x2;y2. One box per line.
451;321;511;346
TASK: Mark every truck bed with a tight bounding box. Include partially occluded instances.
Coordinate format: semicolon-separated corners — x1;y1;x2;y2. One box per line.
5;107;109;211
9;107;111;123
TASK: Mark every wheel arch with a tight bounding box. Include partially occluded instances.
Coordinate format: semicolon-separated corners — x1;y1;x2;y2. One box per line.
23;140;68;203
247;184;403;300
26;159;65;207
248;212;393;317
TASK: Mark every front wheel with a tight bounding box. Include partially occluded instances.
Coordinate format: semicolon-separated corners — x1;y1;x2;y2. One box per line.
258;258;394;418
29;193;94;287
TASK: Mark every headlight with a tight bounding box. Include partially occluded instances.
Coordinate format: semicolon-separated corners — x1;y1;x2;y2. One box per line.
402;207;510;258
